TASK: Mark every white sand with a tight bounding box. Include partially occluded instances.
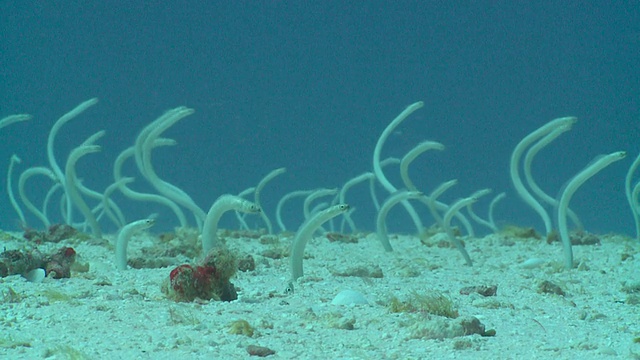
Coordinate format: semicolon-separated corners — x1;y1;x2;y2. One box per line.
1;229;639;359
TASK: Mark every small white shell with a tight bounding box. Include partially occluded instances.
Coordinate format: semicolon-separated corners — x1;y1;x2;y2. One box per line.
331;289;369;306
25;268;46;283
520;258;546;269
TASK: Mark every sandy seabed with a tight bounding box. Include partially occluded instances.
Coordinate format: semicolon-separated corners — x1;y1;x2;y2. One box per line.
1;228;640;360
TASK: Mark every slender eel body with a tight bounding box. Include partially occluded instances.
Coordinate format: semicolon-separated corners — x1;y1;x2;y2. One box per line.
290;204;350;281
116;219;156;270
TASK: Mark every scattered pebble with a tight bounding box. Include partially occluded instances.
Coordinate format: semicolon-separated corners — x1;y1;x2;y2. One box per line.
247;344;276;357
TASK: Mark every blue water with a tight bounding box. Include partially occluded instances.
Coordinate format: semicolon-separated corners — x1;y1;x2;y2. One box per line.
1;1;638;236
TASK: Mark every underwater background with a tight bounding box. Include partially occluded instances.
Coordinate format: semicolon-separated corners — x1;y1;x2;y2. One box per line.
0;1;638;235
